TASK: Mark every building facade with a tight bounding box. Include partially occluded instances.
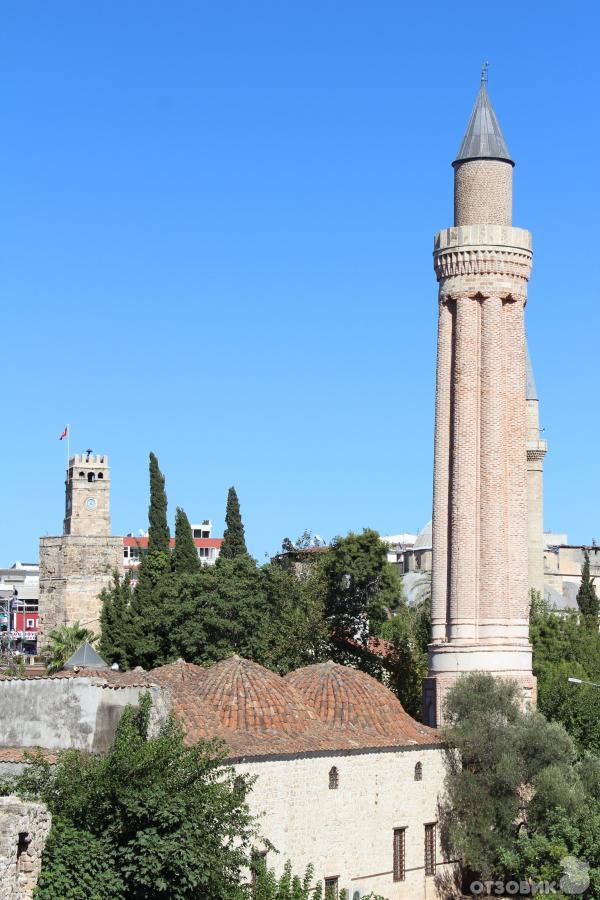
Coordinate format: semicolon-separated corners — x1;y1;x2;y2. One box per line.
0;563;39;655
122;523;222;575
424;78;537;726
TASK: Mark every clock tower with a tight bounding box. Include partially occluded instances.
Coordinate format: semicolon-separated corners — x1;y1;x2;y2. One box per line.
64;452;111;536
38;451;122;646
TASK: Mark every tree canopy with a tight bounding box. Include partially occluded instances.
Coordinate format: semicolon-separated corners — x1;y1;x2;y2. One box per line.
220;487;247;559
576;549;599;623
172;507;200;575
440;672;600;895
321;529;403;640
147;452;170;554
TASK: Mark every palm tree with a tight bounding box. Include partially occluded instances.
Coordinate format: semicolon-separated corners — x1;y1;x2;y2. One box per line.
44;622;97;674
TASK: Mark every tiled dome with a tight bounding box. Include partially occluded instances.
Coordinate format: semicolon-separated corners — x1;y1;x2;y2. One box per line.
285;661;436;743
189;655;323;734
148;660;226;742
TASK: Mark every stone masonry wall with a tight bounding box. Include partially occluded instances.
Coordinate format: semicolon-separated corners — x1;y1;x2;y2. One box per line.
0;796;51;900
38;535;122;644
236;745;456;899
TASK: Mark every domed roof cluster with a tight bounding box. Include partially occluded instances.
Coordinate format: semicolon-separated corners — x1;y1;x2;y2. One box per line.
143;656;438;759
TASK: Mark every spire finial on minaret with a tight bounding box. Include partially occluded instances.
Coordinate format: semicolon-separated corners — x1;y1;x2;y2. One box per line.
453;67;513;167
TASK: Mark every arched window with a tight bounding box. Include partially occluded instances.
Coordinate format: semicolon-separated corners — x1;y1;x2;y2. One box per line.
79;471;85;479
414;761;423;782
98;472;104;479
87;472;96;482
328;766;339;790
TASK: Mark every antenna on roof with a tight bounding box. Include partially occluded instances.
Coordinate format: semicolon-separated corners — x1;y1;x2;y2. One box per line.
481;60;489;86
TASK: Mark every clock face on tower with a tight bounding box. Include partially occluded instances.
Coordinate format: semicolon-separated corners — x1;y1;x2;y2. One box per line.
86;497;97;510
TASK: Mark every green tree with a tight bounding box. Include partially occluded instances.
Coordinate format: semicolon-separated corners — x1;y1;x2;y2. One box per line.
148;452;170;555
155;555;269;667
321;529;402;640
21;695;255;900
43;622;97;674
220;487;247;559
125;453;172;668
99;572;133;670
531;602;600;753
259;563;329;674
126;551;171;669
379;598;431;717
34;822;125;899
440;673;579;882
577;549;599;623
172;507;200;575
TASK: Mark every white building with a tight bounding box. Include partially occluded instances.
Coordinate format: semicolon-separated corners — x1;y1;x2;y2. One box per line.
122;519;222;573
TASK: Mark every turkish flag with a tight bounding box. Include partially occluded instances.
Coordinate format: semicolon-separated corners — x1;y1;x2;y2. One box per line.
59;426;68;441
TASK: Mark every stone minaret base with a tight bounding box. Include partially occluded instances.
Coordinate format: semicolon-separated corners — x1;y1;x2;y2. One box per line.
423;645;537;727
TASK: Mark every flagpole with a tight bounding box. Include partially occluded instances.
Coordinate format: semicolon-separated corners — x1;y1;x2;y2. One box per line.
67;424;70;469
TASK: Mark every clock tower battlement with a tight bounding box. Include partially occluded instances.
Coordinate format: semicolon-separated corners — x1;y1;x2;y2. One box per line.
64;453;111;537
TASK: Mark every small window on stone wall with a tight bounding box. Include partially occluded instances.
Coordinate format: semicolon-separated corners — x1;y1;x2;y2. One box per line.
98;472;104;479
328;766;339;790
79;471;85;478
414;761;423;781
87;472;96;482
16;832;30;870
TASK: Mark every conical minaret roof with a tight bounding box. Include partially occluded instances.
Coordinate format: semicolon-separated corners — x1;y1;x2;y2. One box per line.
454;79;514;167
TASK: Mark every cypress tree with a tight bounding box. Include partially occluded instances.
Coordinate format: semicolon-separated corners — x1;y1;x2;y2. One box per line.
148;452;170;555
99;573;133;670
172;507;200;574
126;453;171;668
220;486;247;559
577;549;599;622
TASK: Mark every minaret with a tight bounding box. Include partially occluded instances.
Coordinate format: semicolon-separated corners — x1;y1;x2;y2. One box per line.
526;347;547;595
422;74;537;727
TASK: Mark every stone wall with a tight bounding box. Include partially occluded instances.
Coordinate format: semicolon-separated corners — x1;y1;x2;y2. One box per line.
38;535;122;644
0;678;170;754
0;796;51;900
236;745;456;899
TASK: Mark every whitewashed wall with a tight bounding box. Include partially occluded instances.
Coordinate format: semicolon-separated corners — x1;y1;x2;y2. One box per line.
235;744;455;899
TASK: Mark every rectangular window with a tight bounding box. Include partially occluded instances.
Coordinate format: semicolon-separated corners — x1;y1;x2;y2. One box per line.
324;877;338;899
26;619;35;629
393;827;406;881
123;547;129;558
424;823;436;876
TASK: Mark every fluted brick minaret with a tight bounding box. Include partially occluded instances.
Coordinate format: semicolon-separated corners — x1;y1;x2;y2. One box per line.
423;76;537;727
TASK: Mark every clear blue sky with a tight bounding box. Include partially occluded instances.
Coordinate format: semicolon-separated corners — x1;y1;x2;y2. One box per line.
2;1;598;563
